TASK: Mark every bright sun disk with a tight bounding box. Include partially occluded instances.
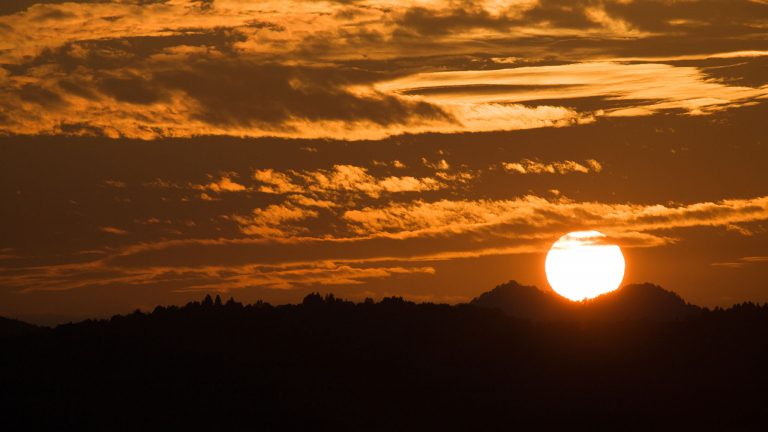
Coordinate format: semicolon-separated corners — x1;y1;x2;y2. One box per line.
545;231;625;301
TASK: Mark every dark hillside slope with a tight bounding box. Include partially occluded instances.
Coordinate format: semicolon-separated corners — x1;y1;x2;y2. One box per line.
470;281;702;321
0;316;42;337
1;293;767;430
469;280;575;320
586;283;701;321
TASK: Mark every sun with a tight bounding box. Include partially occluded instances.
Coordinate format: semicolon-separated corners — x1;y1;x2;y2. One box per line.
545;231;625;301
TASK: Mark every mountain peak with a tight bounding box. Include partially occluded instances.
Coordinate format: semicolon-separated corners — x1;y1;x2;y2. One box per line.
471;280;701;321
470;280;574;320
585;282;701;321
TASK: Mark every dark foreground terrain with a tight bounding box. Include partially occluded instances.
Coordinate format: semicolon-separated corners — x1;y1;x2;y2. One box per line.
2;282;768;430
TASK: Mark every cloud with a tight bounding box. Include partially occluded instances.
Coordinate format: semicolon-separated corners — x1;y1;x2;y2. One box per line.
603;0;768;36
520;0;607;30
138;163;463;211
253;169;301;194
0;56;455;139
392;4;523;37
287;195;338;209
743;256;768;263
98;226;128;235
0;249;437;293
606;50;768;63
103;179;126;188
342;195;768;240
502;158;602;174
549;230;617;249
4;192;767;294
3;1;765;67
379;61;768;118
169;262;437;292
231;204;319;238
203;176;247;193
152;61;451;128
255;165;444;198
711;256;768;268
421;158;450;170
3;0;765;139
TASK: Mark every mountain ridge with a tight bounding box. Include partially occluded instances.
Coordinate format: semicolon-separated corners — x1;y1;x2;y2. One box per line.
0;280;755;330
2;282;768;429
469;280;702;321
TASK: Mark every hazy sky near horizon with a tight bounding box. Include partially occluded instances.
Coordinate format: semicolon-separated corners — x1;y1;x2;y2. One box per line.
1;0;767;322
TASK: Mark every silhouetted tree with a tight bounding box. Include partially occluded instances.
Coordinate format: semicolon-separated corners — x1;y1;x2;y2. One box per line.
202;294;213;307
302;292;324;306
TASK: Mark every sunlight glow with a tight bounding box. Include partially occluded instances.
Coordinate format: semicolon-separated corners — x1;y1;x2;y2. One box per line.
545;231;625;301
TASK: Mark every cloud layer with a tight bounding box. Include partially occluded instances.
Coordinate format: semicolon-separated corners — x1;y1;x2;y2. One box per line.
3;188;767;294
1;0;767;138
2;1;768;318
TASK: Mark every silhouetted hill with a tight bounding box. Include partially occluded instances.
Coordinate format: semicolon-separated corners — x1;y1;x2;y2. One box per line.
469;280;575;320
470;281;702;321
2;292;768;430
586;282;702;321
0;316;41;337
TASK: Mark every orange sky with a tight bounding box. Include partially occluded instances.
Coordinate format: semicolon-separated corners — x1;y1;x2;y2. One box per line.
1;0;767;323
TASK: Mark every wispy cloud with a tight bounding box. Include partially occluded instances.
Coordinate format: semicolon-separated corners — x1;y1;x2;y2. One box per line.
342;195;768;241
98;226;128;235
712;256;768;268
254;165;446;198
4;193;767;294
379;61;768;118
502;159;602;174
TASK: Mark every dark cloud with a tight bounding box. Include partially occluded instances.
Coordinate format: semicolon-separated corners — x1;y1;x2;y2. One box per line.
0;0;168;16
390;0;768;53
535;34;768;59
511;96;658;113
605;0;768;35
29;5;76;21
342;55;571;79
58;122;107;136
152;60;451;127
0;22;454;133
12;27;249;74
394;6;518;37
244;20;285;32
18;83;66;107
689;57;768;88
191;0;214;12
521;0;601;29
400;84;583;97
518;0;768;35
97;74;165;104
58;79;99;99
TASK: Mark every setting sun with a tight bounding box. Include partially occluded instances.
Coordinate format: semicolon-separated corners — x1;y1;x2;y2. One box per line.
545;231;626;301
